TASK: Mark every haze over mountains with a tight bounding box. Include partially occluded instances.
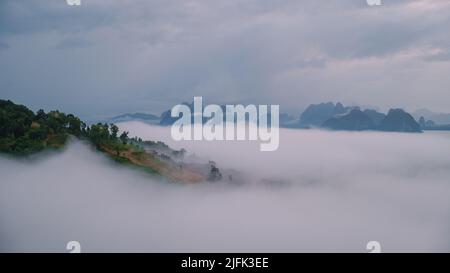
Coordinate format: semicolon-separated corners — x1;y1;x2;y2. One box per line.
413;109;450;127
106;101;450;133
108;113;160;124
301;103;422;133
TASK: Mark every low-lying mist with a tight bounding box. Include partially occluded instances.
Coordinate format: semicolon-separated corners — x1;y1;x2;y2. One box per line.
1;122;450;252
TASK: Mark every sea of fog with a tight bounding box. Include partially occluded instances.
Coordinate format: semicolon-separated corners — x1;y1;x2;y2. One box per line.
1;122;450;252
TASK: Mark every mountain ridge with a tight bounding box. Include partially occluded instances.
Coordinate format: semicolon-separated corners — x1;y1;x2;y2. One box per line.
105;101;447;132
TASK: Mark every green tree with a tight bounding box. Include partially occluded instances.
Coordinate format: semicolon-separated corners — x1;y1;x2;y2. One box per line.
110;124;119;139
119;131;129;145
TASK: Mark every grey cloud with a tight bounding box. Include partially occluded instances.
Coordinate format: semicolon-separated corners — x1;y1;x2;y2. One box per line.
0;42;9;50
425;51;450;62
0;0;450;116
54;37;93;50
297;58;327;69
0;0;117;36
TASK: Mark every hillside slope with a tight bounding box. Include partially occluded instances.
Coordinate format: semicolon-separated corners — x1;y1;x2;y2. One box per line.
0;99;213;183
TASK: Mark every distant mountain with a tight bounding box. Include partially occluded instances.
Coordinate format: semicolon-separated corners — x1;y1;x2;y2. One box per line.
363;109;386;126
279;113;298;128
159;102;240;126
124;100;431;133
107;112;160;124
418;116;435;129
159;108;179;126
417;116;450;130
322;109;376;131
159;102;201;126
422;124;450;131
413;109;450;125
303;102;422;133
112;113;159;121
159;101;293;127
298;102;354;128
378;109;422;133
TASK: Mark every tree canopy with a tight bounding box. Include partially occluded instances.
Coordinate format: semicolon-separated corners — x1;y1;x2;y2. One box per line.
0;99;128;155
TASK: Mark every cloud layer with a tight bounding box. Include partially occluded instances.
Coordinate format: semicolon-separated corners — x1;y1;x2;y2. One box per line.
1;124;450;252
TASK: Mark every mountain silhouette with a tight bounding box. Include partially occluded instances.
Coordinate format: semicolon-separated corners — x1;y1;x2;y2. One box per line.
298;102;353;128
363;109;386;126
322;109;376;131
378;109;422;133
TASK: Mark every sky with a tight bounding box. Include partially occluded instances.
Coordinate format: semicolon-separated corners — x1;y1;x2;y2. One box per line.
1;0;450;119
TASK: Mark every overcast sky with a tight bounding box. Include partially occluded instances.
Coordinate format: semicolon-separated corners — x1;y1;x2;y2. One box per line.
1;0;450;119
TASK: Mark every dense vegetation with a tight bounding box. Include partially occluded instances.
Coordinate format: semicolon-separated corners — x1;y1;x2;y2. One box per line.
1;100;83;154
0;99;136;156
